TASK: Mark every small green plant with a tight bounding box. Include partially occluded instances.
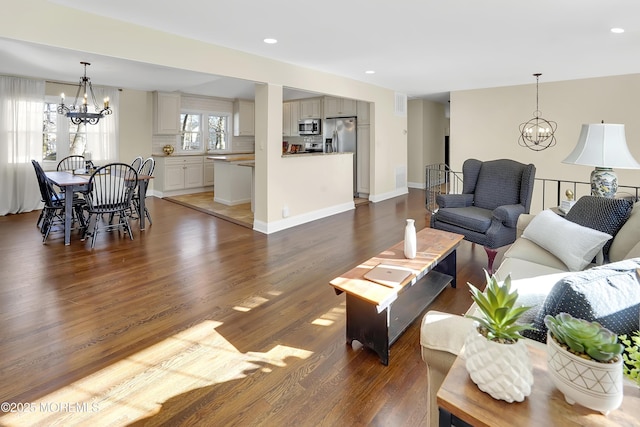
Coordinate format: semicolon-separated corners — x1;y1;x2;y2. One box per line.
619;331;640;386
466;270;534;344
544;312;624;363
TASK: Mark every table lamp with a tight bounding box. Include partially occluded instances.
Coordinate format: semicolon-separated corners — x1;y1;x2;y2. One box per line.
562;123;640;197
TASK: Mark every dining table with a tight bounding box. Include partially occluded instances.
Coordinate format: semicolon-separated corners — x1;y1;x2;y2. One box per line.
45;170;153;245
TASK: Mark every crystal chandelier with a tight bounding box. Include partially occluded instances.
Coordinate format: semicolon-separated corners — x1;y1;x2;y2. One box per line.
57;62;112;125
518;73;557;151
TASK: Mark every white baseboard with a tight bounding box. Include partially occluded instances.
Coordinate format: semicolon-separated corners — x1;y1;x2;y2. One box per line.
151;186;213;198
213;196;251;206
253;201;355;234
368;187;408;203
408;181;426;189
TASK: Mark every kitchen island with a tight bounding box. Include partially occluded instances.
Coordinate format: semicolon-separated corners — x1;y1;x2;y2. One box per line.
207;154;254;206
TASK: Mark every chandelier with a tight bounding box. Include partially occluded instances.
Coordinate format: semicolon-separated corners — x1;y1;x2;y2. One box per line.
518;73;557;151
57;62;112;125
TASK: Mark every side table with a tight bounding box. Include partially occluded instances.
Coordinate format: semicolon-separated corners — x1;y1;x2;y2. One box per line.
437;342;640;426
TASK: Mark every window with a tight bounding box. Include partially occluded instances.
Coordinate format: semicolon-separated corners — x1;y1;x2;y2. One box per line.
208;114;228;150
180;113;202;151
42;102;57;160
43;101;89;161
178;111;230;153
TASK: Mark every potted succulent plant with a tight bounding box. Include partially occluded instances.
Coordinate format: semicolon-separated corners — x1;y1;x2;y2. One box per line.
619;330;640;387
464;271;535;402
544;312;625;414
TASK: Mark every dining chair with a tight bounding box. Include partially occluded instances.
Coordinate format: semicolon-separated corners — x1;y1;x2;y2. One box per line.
131;157;155;225
83;163;138;248
32;160;86;242
57;155;86;172
131;156;143;173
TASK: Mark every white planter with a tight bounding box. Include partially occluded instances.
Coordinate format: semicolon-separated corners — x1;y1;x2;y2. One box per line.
546;332;623;415
464;324;533;402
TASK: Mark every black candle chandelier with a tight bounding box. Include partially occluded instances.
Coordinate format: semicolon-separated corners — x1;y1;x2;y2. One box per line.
518;73;557;151
57;62;112;125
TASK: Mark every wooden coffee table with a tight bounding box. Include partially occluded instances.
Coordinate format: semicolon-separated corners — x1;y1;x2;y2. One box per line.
438;343;640;426
329;228;464;365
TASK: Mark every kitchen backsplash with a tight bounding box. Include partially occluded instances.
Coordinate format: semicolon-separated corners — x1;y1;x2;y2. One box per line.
152;135;255;155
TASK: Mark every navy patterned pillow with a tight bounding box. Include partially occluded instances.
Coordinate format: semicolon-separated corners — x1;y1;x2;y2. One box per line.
565;196;633;260
524;258;640;343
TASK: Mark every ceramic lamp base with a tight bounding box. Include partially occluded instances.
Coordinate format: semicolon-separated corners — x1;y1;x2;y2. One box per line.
590;167;617;198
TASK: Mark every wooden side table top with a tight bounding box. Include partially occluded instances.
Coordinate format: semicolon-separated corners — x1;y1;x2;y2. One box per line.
437;343;640;427
329;228;463;309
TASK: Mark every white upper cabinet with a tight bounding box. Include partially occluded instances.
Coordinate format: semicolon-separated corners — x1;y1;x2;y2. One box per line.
153;91;181;135
324;96;357;118
283;101;300;136
299;98;322;119
233;99;255;136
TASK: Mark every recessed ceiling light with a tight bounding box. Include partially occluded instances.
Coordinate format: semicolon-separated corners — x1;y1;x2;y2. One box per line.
263;38;278;44
611;28;625;34
365;70;375;74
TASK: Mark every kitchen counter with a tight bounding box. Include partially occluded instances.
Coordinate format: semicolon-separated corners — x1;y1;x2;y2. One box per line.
207;153;255;162
282;152;352;158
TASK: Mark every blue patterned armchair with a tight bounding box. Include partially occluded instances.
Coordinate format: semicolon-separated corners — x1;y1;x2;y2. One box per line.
430;158;536;272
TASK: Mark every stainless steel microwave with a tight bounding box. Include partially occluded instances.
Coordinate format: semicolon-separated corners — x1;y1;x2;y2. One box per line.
298;119;321;135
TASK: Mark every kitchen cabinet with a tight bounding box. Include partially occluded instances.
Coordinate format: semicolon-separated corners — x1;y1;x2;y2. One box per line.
299;98;322;119
283;101;300;136
233;99;255;136
204;158;215;186
153;91;181;135
357;101;371;125
357;125;370;195
154;156;206;195
211;156;254;206
324;96;357;118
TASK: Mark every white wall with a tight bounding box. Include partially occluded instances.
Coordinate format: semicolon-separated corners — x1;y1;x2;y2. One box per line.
2;0;407;231
407;99;446;188
451;74;640;212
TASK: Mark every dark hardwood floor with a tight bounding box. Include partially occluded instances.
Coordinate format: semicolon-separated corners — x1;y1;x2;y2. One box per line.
0;189;500;426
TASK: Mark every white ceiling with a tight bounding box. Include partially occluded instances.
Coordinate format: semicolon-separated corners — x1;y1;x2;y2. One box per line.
3;0;640;103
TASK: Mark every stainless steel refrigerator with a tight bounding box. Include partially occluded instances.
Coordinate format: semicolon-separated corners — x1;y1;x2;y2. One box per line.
323;117;357;196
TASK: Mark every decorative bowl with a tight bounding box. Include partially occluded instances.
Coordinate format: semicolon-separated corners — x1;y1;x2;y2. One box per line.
162;145;175;156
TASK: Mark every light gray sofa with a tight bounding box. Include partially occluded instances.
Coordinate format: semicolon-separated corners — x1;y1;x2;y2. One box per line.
420;198;640;427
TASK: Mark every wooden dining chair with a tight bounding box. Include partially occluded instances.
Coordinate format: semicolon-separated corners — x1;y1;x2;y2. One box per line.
83;163;138;248
131;156;143;173
131;157;155;225
57;155;86;172
32;160;87;242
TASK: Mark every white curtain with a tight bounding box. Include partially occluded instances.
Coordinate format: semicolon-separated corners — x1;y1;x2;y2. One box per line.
0;76;45;215
86;86;119;163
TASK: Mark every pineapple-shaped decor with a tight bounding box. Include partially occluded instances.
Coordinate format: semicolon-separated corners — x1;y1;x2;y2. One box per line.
464;270;535;402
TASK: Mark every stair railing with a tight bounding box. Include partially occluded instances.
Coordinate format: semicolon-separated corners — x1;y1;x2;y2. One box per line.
425;163;640;214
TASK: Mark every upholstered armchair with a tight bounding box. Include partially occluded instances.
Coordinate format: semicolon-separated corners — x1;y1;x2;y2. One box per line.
430;158;536;272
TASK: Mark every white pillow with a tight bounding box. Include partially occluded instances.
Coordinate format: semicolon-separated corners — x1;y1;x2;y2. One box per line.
521;209;612;271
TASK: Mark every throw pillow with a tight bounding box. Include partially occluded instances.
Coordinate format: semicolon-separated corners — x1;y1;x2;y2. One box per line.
524;258;640;343
521;209;612;271
565;196;633;260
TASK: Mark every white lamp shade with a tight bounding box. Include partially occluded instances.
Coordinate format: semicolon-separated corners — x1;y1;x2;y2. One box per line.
562;123;640;169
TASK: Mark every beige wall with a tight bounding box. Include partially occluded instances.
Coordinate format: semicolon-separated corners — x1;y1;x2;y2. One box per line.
407;99;446;188
451;74;640;212
118;89;153;164
2;0;407;231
